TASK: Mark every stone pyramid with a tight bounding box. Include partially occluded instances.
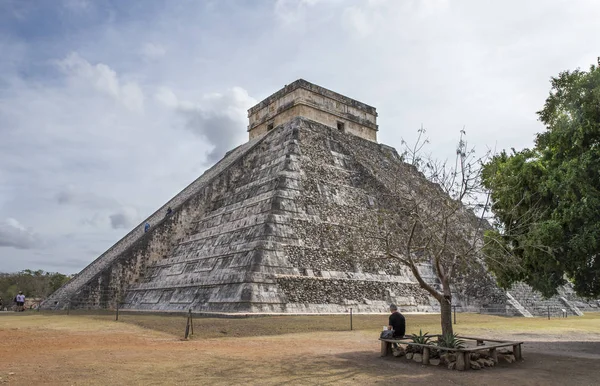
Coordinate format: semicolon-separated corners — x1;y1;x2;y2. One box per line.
41;80;591;315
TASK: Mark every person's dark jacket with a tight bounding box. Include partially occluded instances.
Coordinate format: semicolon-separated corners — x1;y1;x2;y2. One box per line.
389;311;406;337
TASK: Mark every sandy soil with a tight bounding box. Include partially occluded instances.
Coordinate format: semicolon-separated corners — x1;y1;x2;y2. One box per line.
0;313;599;385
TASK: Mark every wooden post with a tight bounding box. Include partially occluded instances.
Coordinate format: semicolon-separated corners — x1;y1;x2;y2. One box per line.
380;341;391;357
489;348;498;363
547;305;550;320
184;316;191;340
422;347;430;365
67;301;71;315
350;308;353;331
513;344;522;360
189;309;194;335
453;305;457;324
456;352;467;371
115;301;119;321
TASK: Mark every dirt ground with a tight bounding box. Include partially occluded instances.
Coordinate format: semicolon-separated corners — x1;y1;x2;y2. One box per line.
1;312;599;385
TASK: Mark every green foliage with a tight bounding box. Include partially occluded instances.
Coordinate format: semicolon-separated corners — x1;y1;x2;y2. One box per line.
482;62;600;298
0;270;71;306
410;329;432;345
436;333;465;349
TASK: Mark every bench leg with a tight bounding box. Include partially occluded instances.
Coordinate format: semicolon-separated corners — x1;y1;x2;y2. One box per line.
456;352;468;371
476;340;484;346
489;348;498;364
422;347;430;365
381;341;391;357
513;344;522;360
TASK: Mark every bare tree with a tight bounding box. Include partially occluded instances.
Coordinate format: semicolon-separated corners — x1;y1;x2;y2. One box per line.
362;129;492;336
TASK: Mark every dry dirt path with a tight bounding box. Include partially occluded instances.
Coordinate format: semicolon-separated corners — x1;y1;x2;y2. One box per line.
0;313;599;385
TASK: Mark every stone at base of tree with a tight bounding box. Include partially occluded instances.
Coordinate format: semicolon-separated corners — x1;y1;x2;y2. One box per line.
413;353;423;363
485;359;495;367
503;354;516;363
477;358;487;367
392;348;405;357
470;353;480;361
441;353;457;364
470;361;482;370
429;359;441;366
406;353;413;360
499;349;511;355
448;362;456;370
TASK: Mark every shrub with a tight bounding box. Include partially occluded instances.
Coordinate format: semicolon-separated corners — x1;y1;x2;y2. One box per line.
436;333;466;349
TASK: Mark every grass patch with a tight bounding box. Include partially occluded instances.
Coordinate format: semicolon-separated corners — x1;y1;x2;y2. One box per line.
4;310;599;339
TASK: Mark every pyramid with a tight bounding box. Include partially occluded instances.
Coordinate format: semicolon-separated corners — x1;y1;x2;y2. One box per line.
41;80;592;315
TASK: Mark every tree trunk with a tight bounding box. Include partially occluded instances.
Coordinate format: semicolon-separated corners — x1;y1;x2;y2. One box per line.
440;295;453;336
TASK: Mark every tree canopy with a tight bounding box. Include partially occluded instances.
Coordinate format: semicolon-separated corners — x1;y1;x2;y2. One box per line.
482;62;600;298
0;270;71;305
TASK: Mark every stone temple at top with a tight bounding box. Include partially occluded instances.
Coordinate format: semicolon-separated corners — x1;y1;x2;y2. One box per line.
247;79;378;142
40;79;596;316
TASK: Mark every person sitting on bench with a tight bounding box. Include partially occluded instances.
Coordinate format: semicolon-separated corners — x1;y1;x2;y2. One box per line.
388;304;406;338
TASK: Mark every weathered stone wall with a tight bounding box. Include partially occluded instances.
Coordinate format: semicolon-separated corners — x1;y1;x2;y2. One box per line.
248;79;378;142
40;132;270;309
43;112;596;316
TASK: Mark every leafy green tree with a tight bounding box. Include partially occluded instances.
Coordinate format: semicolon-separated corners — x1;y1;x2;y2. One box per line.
0;270;72;306
482;62;600;298
49;273;70;293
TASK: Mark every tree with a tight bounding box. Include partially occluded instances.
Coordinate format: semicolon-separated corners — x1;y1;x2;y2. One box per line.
0;270;72;305
482;62;600;298
355;128;493;337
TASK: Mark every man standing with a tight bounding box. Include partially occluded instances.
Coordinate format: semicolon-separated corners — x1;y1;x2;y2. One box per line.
388;304;406;338
15;291;25;312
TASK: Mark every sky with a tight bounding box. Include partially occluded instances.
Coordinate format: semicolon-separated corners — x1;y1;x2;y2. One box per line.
0;0;598;274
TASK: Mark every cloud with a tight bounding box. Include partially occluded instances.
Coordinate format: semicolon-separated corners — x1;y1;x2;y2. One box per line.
342;6;376;38
0;218;42;250
62;0;92;12
55;185;117;209
58;52;144;112
140;43;166;61
341;0;449;38
55;186;139;229
109;206;139;229
274;0;334;24
1;0;600;276
156;87;256;163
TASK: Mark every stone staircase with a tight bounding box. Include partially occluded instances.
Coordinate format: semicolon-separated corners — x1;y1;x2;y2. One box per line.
556;283;600;312
40;134;269;309
507;283;582;317
505;292;533;317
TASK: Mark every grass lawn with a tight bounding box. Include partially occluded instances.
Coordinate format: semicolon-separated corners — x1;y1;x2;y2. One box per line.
1;312;599;385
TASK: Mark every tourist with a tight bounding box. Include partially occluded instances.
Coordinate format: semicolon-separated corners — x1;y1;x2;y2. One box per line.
165;207;173;217
0;296;3;311
388;304;406;338
16;291;25;312
144;222;150;233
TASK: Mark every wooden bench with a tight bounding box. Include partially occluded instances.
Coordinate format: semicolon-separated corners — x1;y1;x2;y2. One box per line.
380;335;523;371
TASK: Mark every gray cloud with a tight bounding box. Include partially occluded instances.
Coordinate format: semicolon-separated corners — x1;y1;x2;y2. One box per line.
55;185;118;209
0;218;42;250
108;207;138;229
156;87;256;163
58;52;145;113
